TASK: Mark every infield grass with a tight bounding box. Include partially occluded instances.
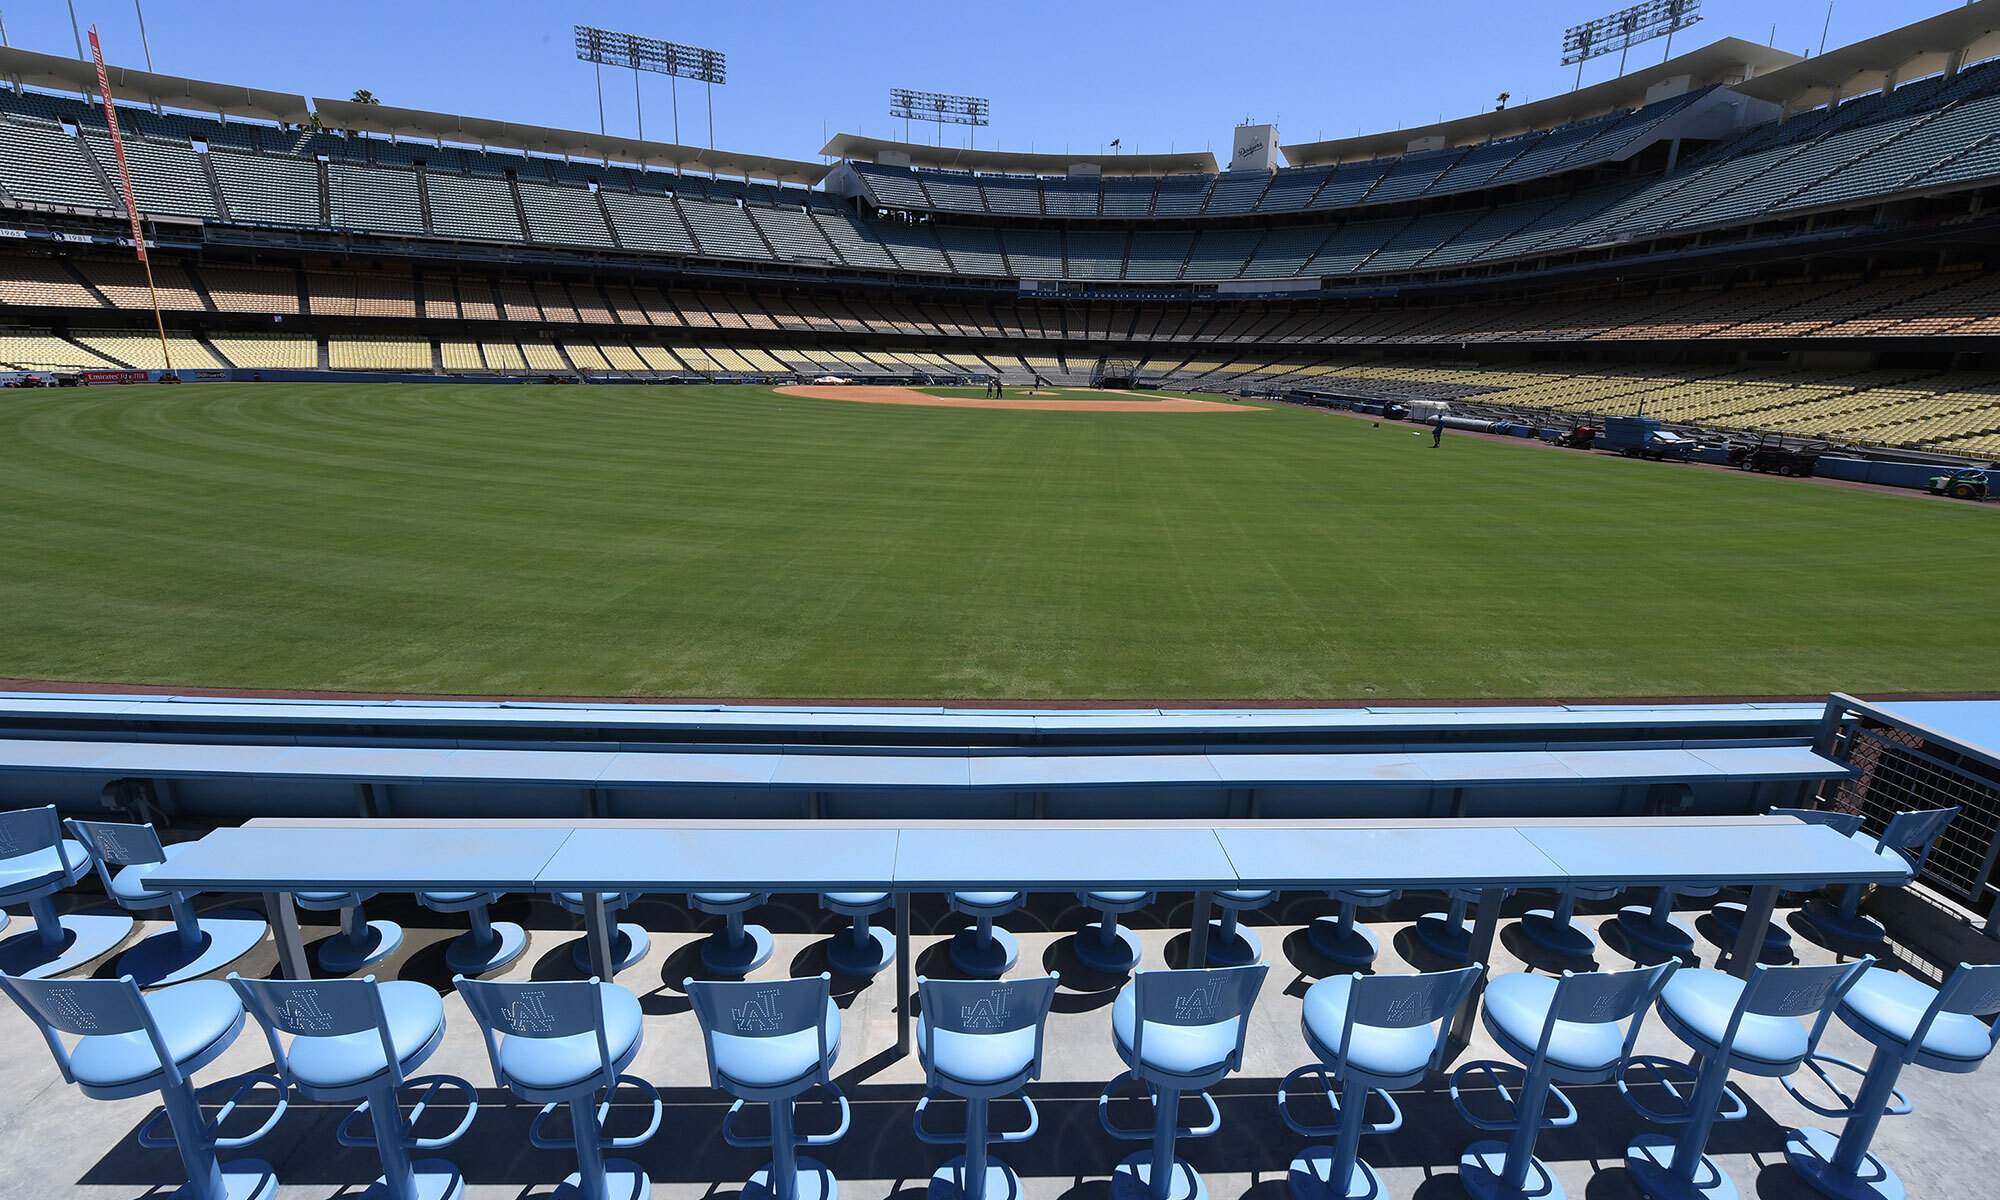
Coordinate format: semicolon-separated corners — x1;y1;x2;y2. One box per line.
1;382;1993;700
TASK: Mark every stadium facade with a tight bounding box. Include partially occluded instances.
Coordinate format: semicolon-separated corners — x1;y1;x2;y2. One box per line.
0;7;1998;457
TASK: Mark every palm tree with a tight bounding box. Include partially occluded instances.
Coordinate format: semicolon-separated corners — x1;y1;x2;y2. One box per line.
351;89;381;105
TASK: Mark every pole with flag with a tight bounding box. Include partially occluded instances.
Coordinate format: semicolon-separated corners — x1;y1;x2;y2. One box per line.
87;26;172;374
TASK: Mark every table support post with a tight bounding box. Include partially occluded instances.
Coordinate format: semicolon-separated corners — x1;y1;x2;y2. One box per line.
1450;886;1505;1046
1726;884;1779;979
895;891;913;1057
583;891;614;980
1187;891;1212;968
263;891;309;980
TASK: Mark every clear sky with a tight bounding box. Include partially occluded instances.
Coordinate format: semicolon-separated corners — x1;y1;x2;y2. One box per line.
2;0;1957;162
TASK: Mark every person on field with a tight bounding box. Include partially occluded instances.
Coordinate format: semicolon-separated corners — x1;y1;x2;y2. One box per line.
1432;412;1445;447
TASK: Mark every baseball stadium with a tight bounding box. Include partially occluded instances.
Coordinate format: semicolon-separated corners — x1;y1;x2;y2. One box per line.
2;4;2000;1200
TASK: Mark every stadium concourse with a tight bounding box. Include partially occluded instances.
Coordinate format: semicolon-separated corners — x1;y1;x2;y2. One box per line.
1;9;1999;459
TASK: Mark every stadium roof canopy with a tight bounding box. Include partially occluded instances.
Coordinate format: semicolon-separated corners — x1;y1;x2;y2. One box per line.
1284;39;1799;166
819;134;1218;177
312;98;830;184
0;45;309;124
1731;1;2000;111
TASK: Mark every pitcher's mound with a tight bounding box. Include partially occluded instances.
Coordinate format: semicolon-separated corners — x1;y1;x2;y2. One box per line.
774;385;1252;412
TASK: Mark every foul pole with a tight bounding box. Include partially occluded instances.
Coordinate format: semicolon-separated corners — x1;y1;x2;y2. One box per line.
88;27;171;373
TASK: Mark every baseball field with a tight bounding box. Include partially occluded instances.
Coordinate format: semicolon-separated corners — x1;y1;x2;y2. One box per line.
1;381;1992;700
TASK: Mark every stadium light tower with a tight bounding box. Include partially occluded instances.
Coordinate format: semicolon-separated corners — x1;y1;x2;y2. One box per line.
574;25;726;149
889;88;990;149
1562;0;1702;89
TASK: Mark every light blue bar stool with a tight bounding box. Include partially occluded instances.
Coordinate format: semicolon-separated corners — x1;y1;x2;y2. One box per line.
687;974;850;1200
691;891;774;976
0;804;133;979
455;975;660;1200
819;892;895;977
418;891;525;976
1800;808;1957;947
950;892;1024;979
1074;891;1155;975
1711;809;1865;955
0;971;285;1200
1615;885;1720;959
233;974;476;1200
295;889;403;973
1309;889;1399;967
1450;962;1676;1200
1517;883;1623;959
1201;889;1274;968
553;892;650;974
913;973;1060;1200
1279;965;1482;1200
67;819;266;987
1414;887;1500;962
1782;961;2000;1200
1099;963;1270;1200
1619;959;1870;1200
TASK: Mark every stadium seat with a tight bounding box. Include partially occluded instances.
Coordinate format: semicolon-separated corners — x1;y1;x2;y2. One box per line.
1200;889;1275;968
1620;960;1869;1200
67;819;266;988
1415;887;1501;962
1614;885;1720;959
950;892;1024;979
233;974;476;1200
456;975;659;1200
1710;808;1866;955
1309;889;1400;967
1517;884;1623;960
1099;964;1269;1200
554;891;650;974
0;805;133;979
1451;963;1676;1200
690;891;774;977
687;975;848;1200
913;973;1061;1200
0;971;284;1200
1072;890;1155;975
1783;962;2000;1200
1279;966;1481;1200
818;892;895;978
1799;808;1957;946
294;889;403;973
417;890;526;976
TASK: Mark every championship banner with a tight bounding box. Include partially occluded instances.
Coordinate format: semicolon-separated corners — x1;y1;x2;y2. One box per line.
87;29;148;263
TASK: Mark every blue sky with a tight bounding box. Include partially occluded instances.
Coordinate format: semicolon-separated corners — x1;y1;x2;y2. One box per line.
5;1;1951;161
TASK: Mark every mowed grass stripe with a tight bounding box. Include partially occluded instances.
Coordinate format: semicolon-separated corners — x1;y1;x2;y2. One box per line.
0;382;1993;699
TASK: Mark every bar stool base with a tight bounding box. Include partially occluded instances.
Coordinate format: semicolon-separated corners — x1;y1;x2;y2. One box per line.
1785;1128;1904;1200
1289;1146;1384;1200
700;925;772;977
1519;911;1597;960
173;1159;280;1200
318;920;403;973
1072;924;1144;975
744;1156;837;1200
1626;1134;1736;1200
1615;908;1697;957
0;910;134;979
1111;1152;1206;1200
358;1160;465;1200
1799;901;1886;947
825;925;895;977
1307;919;1379;967
445;921;526;976
1460;1142;1562;1200
552;1160;650;1200
928;1156;1023;1200
117;911;267;988
1707;903;1792;954
570;924;650;975
1202;920;1261;968
950;927;1019;979
1413;913;1472;961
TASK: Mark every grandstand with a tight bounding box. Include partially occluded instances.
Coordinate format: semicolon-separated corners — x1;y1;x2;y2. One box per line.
0;9;1998;459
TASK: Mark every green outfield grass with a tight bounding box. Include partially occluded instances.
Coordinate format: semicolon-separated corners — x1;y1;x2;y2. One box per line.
1;382;1993;700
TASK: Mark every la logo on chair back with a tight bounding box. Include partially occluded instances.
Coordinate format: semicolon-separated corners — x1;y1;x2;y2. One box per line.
231;976;390;1046
1552;963;1674;1027
1355;965;1483;1030
689;975;830;1040
0;805;60;860
67;820;166;869
732;987;784;1032
1744;960;1869;1020
920;974;1060;1037
1137;964;1268;1029
0;974;150;1036
502;990;556;1033
455;978;601;1040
